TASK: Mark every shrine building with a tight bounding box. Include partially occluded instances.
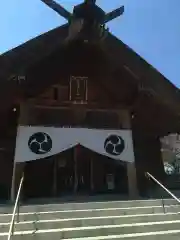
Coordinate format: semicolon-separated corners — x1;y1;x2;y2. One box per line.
0;0;180;202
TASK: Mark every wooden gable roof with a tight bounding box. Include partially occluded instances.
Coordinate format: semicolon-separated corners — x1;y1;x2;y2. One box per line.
0;24;180;121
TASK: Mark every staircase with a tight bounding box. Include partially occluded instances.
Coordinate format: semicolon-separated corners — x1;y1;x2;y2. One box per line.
1;198;180;239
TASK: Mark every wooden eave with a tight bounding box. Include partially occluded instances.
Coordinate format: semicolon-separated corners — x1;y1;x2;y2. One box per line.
105;34;180;117
0;24;68;81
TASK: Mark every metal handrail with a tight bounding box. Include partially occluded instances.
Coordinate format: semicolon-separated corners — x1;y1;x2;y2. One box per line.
8;174;24;240
146;172;180;204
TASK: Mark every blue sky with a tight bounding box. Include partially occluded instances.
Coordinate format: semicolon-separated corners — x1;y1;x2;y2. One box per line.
0;0;180;88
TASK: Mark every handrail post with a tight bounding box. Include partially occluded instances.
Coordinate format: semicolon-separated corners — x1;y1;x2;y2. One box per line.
16;197;20;223
161;198;165;213
11;219;14;237
8;173;24;240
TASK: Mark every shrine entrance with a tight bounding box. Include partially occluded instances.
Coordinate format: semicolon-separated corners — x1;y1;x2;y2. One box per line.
23;146;128;200
55;146;91;196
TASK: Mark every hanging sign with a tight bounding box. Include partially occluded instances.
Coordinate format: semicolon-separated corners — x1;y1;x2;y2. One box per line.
69;76;88;103
14;126;135;163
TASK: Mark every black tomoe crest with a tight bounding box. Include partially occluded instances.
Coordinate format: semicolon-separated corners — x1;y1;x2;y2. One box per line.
104;134;125;156
28;132;52;154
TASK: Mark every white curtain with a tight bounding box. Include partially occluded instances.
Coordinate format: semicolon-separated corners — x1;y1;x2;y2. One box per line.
14;126;135;163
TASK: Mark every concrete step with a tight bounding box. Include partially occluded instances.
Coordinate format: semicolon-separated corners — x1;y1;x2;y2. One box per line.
14;230;180;240
0;199;177;214
1;231;180;240
1;204;180;223
0;199;179;239
0;212;178;232
1;220;180;239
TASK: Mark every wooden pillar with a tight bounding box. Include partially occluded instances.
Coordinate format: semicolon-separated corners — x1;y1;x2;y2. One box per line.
74;146;78;194
11;102;30;201
119;109;138;199
53;157;57;197
127;161;138;198
90;156;94;192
